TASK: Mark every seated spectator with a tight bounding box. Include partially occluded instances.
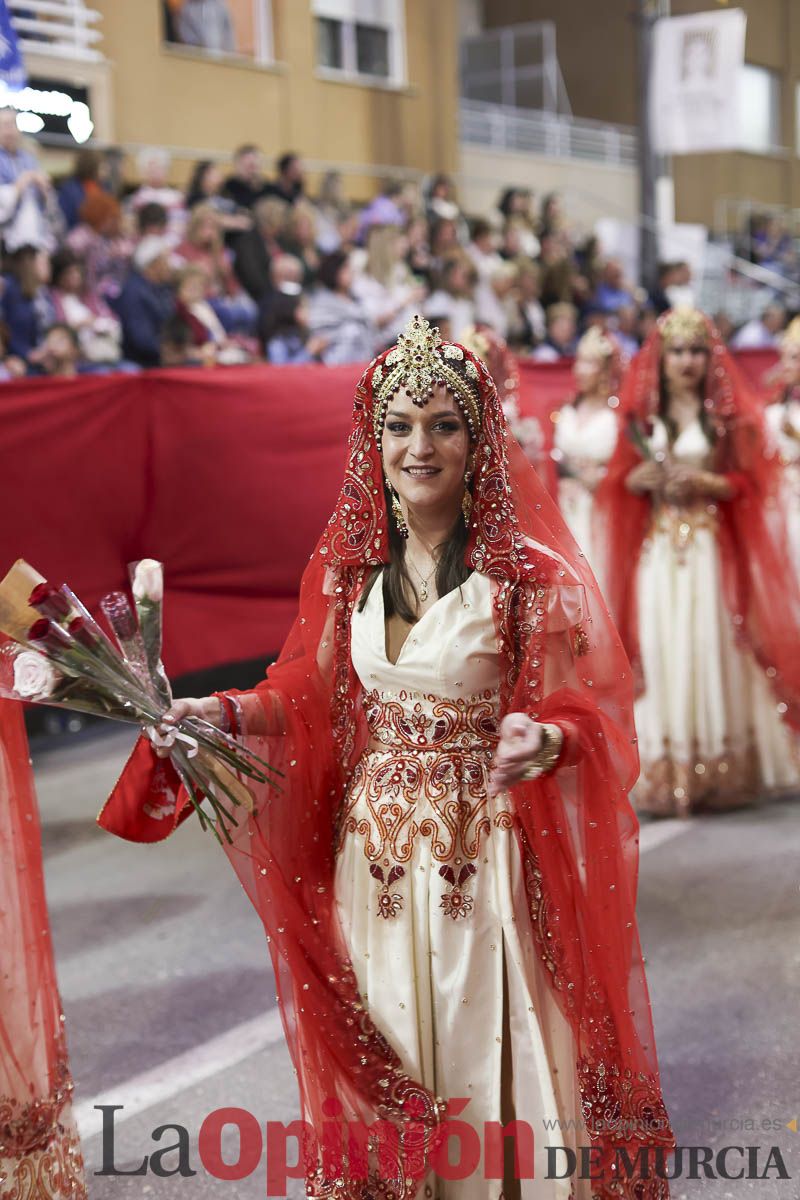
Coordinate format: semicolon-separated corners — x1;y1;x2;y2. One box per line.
751;215;796;278
352;224;428;351
662;260;695;310
314;170;349;253
1;248;55;361
467;218;502;284
57;149;103;231
234;195;288;302
594;259;635;313
507;259;545;351
404;215;433;288
0;319;27;380
0;107;60;252
429;217;461;272
282;199;321;286
175;203;257;333
263;291;329;364
263;152;306;206
222;143;270;211
185;159;252;237
474;259;519;340
307;251;374;366
114;235;176;367
49;248;123;366
160;312;210;367
538;232;575;308
539;191;565;239
532;301;579;361
610;303;640;359
424;253;476;342
174;264;252;365
136;200;170;241
128;148;186;238
500;215;540;262
730;302;787;350
257;252;304;345
28;323;82;378
357;178;405;243
67;191;133;303
425;175;465;237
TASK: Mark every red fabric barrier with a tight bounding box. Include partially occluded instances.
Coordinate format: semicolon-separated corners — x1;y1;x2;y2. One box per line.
0;350;781;677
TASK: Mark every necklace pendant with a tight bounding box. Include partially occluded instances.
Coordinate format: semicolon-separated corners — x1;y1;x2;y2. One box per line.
420;581;428;602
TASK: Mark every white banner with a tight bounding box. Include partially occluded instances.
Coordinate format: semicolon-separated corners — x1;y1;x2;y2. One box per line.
650;8;747;155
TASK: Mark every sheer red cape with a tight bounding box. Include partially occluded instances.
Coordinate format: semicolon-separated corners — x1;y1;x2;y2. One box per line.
595;316;800;729
100;344;674;1197
0;699;86;1192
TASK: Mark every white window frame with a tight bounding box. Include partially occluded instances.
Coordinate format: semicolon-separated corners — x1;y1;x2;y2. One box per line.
312;0;407;88
165;0;274;67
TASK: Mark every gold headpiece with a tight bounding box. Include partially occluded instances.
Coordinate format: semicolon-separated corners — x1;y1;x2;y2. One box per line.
576;326;618;362
659;306;708;345
372;314;483;444
781;316;800;348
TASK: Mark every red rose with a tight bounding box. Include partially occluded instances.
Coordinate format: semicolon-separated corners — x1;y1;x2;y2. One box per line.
67;616;95;649
28;617;52;642
28;582;71;620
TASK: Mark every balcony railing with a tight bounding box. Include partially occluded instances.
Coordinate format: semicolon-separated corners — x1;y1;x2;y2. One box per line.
460;99;638;168
9;0;103;64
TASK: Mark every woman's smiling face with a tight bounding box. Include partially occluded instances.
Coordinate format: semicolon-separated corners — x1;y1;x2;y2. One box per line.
381;386;470;520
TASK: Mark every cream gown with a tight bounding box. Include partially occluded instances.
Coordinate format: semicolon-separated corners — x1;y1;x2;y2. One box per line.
554;403;618;586
765;398;800;573
334;570;584;1199
633;416;800;816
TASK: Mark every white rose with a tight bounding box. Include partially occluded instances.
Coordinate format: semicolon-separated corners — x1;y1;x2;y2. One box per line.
132;559;163;603
13;650;57;699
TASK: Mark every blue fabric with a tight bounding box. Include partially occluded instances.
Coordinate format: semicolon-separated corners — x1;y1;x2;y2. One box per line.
0;1;27;88
0;274;55;359
113;270;175;367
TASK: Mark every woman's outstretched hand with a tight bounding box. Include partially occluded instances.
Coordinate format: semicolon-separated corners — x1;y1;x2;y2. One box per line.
488;712;543;797
149;696;222;758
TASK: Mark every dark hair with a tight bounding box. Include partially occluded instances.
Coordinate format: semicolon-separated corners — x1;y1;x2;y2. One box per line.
470;217;492;241
45;322;80;352
261;291;305;345
160;313;194;363
74;149;100;182
317;250;349;292
137;202;168;235
186;159;216;205
359;510;471;624
277;152;298;176
658;355;714;445
51;248;83;288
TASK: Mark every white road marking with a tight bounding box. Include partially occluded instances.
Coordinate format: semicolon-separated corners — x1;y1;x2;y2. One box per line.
74;1007;285;1142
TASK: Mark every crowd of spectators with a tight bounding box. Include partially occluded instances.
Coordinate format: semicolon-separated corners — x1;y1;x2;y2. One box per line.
0;110;793;381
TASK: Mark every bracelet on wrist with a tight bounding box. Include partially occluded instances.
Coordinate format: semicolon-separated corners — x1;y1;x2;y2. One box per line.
520;723;564;781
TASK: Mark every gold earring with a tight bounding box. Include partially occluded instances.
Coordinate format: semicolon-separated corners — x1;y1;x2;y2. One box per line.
390;484;409;538
462;472;473;526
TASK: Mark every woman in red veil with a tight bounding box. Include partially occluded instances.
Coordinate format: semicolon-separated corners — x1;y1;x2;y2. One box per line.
101;315;673;1197
0;699;87;1200
596;307;800;817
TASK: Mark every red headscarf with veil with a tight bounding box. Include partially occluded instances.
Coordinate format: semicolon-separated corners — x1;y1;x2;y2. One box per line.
596;308;800;730
101;318;673;1197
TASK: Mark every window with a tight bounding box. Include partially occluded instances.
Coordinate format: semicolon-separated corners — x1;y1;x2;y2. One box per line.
738;63;781;153
162;0;273;64
312;0;405;85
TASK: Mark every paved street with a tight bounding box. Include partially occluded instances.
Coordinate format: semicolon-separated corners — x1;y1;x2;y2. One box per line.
32;727;800;1200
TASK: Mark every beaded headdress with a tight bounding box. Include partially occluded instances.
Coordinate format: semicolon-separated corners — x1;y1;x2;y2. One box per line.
371;314;483;445
576;326;618;362
659;306;708;345
781;316;800;348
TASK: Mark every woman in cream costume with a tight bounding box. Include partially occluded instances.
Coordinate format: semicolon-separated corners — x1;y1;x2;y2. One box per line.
553;327;621;583
102;316;673;1198
599;307;800;817
765;315;800;571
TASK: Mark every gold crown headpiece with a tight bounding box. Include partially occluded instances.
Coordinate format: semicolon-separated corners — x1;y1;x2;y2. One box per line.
781;316;800;348
576;326;619;362
659;306;709;345
371;314;483;444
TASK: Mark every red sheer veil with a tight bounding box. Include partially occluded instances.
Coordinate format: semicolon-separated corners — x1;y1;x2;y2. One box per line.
596;309;800;728
0;698;86;1193
101;320;674;1196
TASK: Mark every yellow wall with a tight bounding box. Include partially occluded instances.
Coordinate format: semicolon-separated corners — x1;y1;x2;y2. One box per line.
92;0;458;199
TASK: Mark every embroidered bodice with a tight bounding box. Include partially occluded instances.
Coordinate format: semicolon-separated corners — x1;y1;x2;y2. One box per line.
554;401;619;467
646;415;713;468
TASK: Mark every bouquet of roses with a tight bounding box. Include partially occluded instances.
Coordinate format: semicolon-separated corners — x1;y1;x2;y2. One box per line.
0;558;280;844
